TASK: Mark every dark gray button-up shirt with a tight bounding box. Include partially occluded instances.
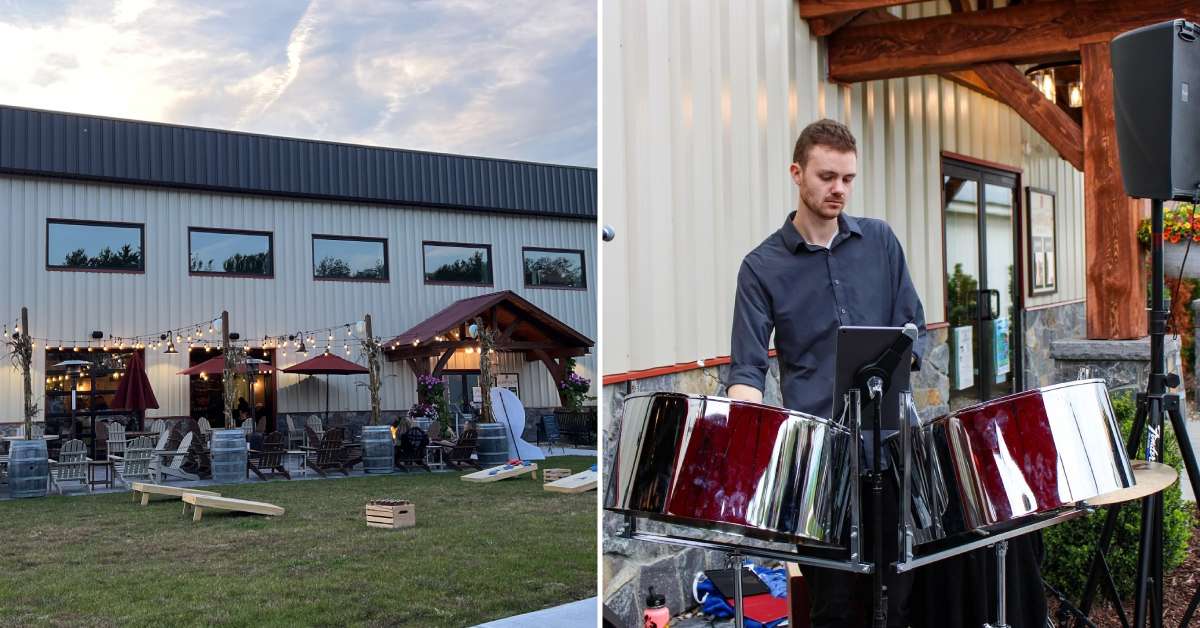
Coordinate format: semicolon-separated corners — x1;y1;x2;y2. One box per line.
728;211;927;423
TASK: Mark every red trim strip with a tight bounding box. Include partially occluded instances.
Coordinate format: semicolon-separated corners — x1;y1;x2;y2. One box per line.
603;350;779;386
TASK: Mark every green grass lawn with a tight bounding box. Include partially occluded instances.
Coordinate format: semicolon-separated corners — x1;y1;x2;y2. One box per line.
0;456;597;627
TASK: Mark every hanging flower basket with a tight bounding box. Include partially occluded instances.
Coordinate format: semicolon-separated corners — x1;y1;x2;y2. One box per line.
1138;203;1200;279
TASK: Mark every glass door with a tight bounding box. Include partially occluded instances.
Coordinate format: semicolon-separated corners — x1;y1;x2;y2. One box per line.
943;160;1020;410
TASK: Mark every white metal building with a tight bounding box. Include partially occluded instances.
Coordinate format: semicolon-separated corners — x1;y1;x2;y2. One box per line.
0;105;596;438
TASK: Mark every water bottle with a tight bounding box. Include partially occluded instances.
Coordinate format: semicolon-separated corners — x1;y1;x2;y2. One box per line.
643;587;669;628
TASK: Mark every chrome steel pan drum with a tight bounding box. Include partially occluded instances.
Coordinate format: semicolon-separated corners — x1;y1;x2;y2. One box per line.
895;379;1134;546
604;392;853;546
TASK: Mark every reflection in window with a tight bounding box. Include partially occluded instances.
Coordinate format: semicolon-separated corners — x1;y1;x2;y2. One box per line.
523;248;586;289
189;229;273;276
313;236;388;280
48;220;144;271
423;243;492;285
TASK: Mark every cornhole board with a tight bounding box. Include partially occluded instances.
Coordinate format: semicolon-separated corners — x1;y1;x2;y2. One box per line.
461;462;538;483
181;493;285;522
131;482;220;506
544;469;597;494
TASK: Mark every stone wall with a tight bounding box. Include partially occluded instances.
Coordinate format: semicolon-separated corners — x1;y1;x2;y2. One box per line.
1051;336;1187;408
1023;301;1086;389
601;329;950;626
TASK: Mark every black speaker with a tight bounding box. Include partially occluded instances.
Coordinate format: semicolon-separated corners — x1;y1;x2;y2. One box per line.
1111;19;1200;201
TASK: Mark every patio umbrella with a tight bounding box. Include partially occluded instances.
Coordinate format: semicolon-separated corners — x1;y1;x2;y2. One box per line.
176;356;274;376
111;352;159;432
281;354;369;427
178;357;272;428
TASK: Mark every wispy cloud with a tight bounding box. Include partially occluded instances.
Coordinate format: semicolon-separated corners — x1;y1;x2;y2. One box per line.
0;0;596;166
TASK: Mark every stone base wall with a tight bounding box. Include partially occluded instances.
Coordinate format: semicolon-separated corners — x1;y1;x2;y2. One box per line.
1023;301;1086;389
601;330;951;626
1051;336;1187;409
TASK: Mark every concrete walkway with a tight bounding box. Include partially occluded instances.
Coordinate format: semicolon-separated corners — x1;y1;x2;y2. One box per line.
472;597;597;627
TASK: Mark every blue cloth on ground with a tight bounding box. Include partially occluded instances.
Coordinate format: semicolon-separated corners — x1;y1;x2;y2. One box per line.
694;561;787;628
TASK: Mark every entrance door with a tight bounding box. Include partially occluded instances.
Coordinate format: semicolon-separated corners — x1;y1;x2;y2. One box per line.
444;371;481;415
943;160;1021;410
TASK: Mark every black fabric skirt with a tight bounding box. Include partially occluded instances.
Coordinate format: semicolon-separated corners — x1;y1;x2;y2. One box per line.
910;532;1047;628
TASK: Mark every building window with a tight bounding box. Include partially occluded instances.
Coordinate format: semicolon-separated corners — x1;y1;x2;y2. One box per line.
43;348;140;440
523;247;586;289
423;242;493;285
312;235;388;281
47;219;144;272
189;228;274;277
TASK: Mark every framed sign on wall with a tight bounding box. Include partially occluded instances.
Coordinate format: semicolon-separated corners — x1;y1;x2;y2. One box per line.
1027;187;1058;296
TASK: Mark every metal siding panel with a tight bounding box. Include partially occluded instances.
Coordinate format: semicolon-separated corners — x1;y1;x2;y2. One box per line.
1;166;593;421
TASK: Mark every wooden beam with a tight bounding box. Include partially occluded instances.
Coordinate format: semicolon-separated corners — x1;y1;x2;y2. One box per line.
523;348;588;361
943;69;999;100
828;0;1200;83
828;8;1001;101
948;0;971;11
431;348;456;377
798;0;918;18
808;11;863;37
1082;42;1146;340
972;62;1083;170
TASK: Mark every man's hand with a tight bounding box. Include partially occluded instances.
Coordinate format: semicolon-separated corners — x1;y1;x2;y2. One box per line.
727;384;763;404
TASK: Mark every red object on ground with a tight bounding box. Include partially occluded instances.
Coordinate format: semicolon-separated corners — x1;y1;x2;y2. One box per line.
280;353;369;375
111;352;159;411
726;593;789;624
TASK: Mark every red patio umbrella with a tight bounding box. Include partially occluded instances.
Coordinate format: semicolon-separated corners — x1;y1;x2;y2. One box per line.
179;356;273;428
281;353;369;427
111;351;159;432
177;356;274;376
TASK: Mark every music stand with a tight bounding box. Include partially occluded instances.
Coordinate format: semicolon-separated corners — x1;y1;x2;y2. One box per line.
834;325;913;628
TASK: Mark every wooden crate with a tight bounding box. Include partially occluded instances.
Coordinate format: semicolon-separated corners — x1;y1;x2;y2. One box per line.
365;499;415;529
543;468;572;483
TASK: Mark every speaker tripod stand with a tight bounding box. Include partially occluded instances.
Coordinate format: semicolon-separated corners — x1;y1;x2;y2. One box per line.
1075;199;1200;628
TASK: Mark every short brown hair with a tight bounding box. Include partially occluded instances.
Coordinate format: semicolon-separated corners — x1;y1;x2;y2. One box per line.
792;119;857;166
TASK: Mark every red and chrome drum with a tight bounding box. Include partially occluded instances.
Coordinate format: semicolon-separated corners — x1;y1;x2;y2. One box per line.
895;378;1135;546
604;392;853;546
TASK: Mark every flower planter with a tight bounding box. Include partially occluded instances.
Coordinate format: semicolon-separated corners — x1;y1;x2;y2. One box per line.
1162;242;1200;279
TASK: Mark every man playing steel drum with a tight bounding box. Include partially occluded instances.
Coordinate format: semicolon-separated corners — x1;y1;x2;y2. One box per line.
726;119;1048;627
726;118;925;627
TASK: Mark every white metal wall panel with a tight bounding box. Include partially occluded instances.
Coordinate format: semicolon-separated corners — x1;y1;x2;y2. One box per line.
603;0;1085;376
0;175;596;421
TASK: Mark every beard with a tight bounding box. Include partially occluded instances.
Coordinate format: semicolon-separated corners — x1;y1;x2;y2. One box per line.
801;189;843;220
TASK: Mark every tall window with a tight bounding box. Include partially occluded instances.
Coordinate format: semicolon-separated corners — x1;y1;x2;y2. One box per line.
523;247;586;289
189;228;274;277
423;242;493;285
47;219;144;272
313;235;388;281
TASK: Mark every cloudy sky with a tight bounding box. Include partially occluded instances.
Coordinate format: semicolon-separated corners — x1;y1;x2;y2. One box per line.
0;0;597;166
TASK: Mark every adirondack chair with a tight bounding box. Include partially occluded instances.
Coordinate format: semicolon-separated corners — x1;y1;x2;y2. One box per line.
395;427;431;473
148;419;167;436
197;417;212;445
301;427;350;478
50;438;90;494
240;418;254;436
305;415;324;447
152;429;171;453
248;432;291;481
284;416;305;450
442;428;482;471
106;422;128;459
151;432;196;483
110;435;154;485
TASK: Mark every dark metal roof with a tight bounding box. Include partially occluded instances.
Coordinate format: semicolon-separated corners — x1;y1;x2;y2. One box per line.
383;290;594;359
0;104;596;219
